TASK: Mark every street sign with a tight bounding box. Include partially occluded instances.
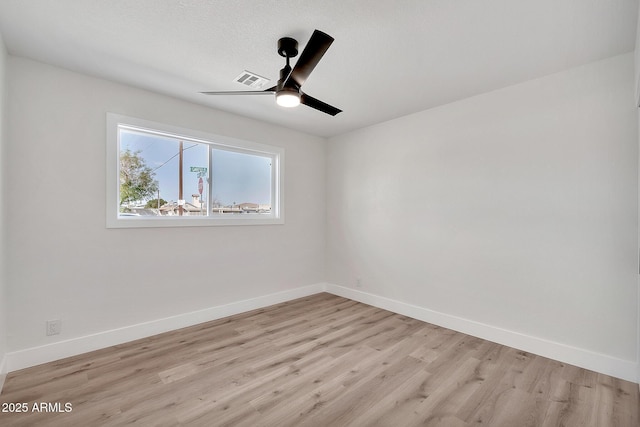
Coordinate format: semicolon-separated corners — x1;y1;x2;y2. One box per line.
190;166;207;179
198;177;203;195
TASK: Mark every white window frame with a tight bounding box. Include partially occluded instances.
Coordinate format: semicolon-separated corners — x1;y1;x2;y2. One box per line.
106;113;284;228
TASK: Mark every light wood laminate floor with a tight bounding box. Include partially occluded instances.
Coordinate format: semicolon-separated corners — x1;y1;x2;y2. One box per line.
1;293;638;426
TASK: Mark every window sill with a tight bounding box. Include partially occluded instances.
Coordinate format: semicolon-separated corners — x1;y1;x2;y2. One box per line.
107;214;285;229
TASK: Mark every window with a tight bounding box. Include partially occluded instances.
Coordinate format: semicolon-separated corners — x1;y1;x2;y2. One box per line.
106;113;283;228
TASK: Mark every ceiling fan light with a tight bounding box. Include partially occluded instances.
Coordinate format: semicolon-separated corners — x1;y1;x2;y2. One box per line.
276;91;301;108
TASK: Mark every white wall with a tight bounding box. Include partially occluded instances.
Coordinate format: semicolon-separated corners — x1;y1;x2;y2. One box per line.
637;107;640;384
3;52;639;382
0;30;8;389
327;53;638;379
5;57;326;363
635;2;640;386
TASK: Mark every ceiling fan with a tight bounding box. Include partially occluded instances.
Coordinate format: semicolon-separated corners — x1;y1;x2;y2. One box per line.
201;29;342;116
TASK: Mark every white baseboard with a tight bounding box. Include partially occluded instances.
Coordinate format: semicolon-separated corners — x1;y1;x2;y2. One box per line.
6;283;325;372
324;283;638;383
6;282;637;384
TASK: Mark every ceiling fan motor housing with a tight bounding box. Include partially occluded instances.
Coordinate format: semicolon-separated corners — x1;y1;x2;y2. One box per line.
278;65;297;89
276;64;301;107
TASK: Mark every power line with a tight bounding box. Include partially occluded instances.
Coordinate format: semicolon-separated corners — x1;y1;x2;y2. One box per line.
152;143;197;172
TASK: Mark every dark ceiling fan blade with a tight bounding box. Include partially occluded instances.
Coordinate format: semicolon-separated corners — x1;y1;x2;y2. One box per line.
287;30;334;87
300;93;342;116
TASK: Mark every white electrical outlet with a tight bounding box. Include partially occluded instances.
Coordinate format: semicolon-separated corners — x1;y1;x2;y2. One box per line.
46;319;61;336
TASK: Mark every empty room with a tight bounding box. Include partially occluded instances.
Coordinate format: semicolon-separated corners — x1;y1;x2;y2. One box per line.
1;1;640;426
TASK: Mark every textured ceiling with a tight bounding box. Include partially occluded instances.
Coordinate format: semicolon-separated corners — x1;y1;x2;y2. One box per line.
0;0;637;137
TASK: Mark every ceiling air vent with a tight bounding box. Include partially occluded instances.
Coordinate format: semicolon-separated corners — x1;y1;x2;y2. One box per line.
234;70;270;89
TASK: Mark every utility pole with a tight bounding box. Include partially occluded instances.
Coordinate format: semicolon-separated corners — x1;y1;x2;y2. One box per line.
179;141;184;216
